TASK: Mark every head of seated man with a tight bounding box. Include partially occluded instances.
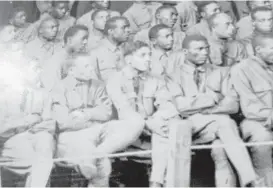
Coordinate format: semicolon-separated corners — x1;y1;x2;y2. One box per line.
149;24;174;51
123;40;151;73
247;0;271;12
8;6;29;28
182;34;210;66
38;17;59;41
51;1;70;19
91;0;110;10
207;12;236;39
64;24;89;54
103;16;130;45
195;1;221;20
62;54;99;81
91;9;110;32
251;6;273;34
252;33;273;65
155;5;178;29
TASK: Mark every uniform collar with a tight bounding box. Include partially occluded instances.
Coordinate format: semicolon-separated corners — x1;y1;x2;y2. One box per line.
152;47;169;61
252;56;273;71
102;38;120;52
182;60;206;74
63;75;91;90
122;66;149;80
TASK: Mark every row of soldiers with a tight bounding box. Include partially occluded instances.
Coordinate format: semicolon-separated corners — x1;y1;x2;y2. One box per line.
1;0;273;187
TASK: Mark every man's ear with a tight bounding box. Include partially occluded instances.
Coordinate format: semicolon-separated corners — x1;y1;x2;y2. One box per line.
255;46;261;54
155;12;161;20
182;48;188;55
200;12;206;19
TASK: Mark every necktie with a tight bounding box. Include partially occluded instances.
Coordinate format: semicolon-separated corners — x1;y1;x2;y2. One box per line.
194;69;202;89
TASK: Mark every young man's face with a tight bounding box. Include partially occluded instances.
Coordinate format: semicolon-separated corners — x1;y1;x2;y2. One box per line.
12;11;27;27
130;46;151;72
256;38;273;64
40;19;59;40
158;8;178;28
213;14;236;38
154;28;174;50
68;30;89;53
186;40;210;66
253;11;273;33
53;2;69;19
110;19;130;43
93;10;110;31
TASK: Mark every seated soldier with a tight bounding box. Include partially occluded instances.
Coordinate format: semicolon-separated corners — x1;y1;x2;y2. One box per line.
0;7;30;44
236;0;271;39
166;35;259;187
187;1;220;38
206;13;236;67
89;16;130;82
0;58;56;187
105;40;186;187
40;24;91;91
50;1;76;41
77;0;120;27
87;9;109;51
134;5;185;51
230;33;273;187
123;0;161;36
23;17;62;65
226;6;273;65
51;54;144;187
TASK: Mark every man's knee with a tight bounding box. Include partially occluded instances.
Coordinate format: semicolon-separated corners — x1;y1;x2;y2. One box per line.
241;120;273;142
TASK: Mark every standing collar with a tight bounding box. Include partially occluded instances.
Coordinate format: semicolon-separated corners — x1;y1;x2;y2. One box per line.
182;60;206;74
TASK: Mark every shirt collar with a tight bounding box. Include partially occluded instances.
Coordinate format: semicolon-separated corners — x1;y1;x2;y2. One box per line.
182;60;206;74
152;48;169;61
122;66;149;80
252;56;273;71
63;76;91;90
102;38;119;52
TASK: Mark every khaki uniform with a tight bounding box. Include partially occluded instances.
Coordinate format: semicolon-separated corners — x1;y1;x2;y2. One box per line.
23;36;63;65
52;76;144;186
236;15;253;39
106;66;183;184
0;62;55;186
186;19;211;38
134;27;185;51
207;35;229;66
0;24;31;44
90;39;125;82
87;28;105;51
123;3;159;36
174;1;197;32
168;62;256;186
56;16;75;41
231;56;273;187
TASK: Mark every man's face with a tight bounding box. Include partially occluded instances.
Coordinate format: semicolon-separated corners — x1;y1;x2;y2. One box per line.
93;11;110;31
12;11;27;27
158;8;178;28
110;19;130;43
154;28;174;50
251;1;271;9
130;46;151;72
53;2;69;19
257;39;273;64
202;3;221;19
213;15;235;38
253;11;273;33
93;0;110;9
40;19;59;40
186;40;210;66
68;30;89;53
71;58;96;81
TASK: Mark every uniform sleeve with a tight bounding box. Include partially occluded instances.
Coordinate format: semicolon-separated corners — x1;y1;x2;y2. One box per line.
231;66;272;121
225;40;248;66
106;75;138;119
82;85;113;122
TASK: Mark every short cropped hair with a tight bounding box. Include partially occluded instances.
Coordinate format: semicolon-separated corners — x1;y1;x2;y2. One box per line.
64;25;88;44
251;6;272;20
91;9;108;21
103;16;129;35
38;16;58;33
195;1;218;13
148;24;170;41
123;41;149;57
207;12;231;29
252;33;273;49
9;7;27;20
155;5;177;17
182;34;208;49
